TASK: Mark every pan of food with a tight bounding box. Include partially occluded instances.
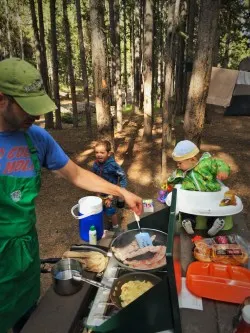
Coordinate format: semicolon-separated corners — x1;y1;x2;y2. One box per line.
110;272;161;309
110;228;168;271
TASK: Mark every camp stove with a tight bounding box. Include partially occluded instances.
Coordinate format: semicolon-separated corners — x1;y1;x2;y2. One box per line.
86;255;119;327
86;190;181;333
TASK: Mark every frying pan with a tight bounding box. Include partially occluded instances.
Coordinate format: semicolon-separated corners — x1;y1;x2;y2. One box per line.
110;228;168;272
110;272;161;309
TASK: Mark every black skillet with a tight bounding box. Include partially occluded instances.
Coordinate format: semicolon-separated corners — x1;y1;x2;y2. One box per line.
110;228;168;272
110;272;161;309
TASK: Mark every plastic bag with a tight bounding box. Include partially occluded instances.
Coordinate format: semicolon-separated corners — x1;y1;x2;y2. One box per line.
192;235;249;266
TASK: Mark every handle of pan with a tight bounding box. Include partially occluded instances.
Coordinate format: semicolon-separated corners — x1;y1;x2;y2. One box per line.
72;274;111;290
40;258;61;264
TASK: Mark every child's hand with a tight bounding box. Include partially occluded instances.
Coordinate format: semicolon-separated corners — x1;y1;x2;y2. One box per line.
216;172;229;180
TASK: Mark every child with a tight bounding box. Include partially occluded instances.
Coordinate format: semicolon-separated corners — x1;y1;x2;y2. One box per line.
168;140;230;236
92;140;127;230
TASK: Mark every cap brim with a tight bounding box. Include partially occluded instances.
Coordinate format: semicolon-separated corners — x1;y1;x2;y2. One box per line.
14;94;56;116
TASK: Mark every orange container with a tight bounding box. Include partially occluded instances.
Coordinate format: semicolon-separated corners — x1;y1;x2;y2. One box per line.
186;262;250;304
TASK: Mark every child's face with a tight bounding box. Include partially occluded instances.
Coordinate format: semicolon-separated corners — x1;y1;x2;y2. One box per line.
176;157;197;171
95;144;110;163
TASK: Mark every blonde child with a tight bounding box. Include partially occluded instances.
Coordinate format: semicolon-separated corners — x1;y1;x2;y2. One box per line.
168;140;230;236
92;140;127;229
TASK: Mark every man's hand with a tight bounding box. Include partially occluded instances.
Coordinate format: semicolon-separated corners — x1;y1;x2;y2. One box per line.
120;188;143;216
216;172;229;180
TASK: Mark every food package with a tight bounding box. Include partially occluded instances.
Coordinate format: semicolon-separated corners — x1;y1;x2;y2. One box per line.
192;235;249;266
219;190;237;206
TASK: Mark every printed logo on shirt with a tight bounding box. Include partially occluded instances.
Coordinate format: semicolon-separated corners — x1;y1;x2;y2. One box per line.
0;148;4;159
10;190;22;202
0;146;34;174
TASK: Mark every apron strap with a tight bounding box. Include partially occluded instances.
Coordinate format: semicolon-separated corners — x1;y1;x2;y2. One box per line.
23;132;41;174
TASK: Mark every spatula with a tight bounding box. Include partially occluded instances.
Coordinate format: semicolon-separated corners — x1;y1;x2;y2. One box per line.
134;213;153;248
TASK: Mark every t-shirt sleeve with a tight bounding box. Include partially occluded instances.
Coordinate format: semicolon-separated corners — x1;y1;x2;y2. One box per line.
28;126;69;170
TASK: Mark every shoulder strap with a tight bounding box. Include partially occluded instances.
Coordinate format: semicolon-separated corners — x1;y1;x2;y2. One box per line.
24;132;41;174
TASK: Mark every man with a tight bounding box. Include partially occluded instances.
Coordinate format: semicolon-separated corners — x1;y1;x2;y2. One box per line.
0;58;143;332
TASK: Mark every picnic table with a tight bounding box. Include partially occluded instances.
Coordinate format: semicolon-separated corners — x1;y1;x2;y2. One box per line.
21;201;249;333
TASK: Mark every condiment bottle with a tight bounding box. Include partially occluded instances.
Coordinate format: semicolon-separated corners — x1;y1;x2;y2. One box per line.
89;225;97;245
234;305;250;333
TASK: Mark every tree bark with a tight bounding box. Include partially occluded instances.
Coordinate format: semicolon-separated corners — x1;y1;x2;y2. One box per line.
123;0;128;106
5;0;12;57
143;0;154;142
89;0;114;145
183;0;220;146
134;1;141;109
50;0;61;129
114;0;123;133
16;2;24;59
76;0;92;135
109;0;116;105
29;0;41;69
37;0;54;129
161;0;181;179
62;0;78;127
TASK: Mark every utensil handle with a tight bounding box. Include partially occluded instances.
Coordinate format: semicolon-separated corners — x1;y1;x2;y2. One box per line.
73;275;110;290
134;213;142;232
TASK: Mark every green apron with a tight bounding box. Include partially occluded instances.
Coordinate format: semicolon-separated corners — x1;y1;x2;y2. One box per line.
0;133;41;332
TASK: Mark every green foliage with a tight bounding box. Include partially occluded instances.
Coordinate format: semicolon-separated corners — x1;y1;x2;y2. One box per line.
219;0;250;69
61;112;73;124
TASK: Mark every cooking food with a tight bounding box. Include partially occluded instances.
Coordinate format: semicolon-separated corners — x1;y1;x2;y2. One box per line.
112;236;166;270
119;280;154;307
62;251;108;273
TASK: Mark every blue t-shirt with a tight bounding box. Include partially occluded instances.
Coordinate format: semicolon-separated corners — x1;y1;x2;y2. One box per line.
0;125;69;178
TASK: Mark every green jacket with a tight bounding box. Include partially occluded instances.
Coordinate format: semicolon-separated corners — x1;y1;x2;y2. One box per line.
168;152;230;192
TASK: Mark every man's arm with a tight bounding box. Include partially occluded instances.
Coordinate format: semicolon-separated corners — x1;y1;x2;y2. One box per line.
54;159;143;215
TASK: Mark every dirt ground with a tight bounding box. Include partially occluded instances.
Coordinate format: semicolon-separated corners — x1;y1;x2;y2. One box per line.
37;106;250;296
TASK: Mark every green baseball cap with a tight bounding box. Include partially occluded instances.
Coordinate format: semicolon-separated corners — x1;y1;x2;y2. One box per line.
0;57;56;116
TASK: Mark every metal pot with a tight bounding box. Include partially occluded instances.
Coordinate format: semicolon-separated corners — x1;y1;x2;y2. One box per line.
51;258;110;296
51;258;83;296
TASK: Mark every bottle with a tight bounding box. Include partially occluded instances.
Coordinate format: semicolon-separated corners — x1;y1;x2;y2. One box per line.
234;305;250;333
89;225;97;245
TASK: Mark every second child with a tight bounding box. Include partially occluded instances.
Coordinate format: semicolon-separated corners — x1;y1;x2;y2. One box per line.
92;140;127;229
168;140;230;236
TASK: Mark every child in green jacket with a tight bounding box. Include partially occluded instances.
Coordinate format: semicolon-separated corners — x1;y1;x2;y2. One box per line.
168;140;230;236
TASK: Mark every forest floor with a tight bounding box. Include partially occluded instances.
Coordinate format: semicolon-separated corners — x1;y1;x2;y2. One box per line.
36;105;250;296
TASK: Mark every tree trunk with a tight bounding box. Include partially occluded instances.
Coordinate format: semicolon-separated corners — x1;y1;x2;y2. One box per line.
29;0;41;70
89;0;113;145
114;0;123;133
62;0;78;127
50;0;61;129
16;2;24;59
183;0;197;114
143;0;154;142
183;0;220;146
37;0;54;129
123;0;128;106
76;0;92;135
109;0;116;105
161;0;181;179
5;0;12;57
134;1;141;109
139;0;144;111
